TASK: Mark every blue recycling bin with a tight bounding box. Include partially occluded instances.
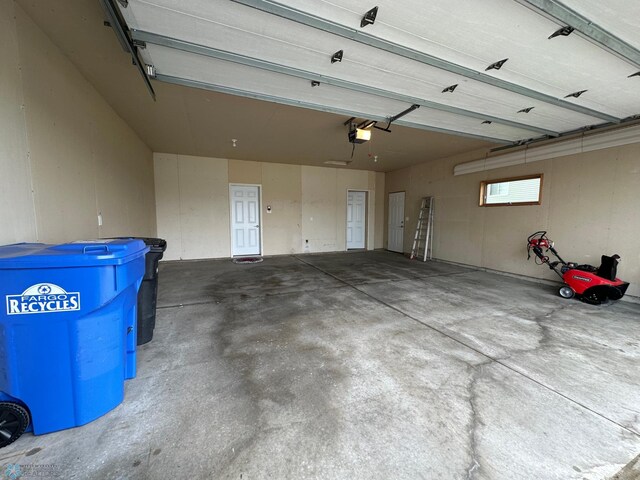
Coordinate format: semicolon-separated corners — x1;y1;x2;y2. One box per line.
0;239;148;446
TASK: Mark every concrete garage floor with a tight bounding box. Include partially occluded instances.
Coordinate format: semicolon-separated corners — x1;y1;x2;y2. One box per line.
2;251;640;479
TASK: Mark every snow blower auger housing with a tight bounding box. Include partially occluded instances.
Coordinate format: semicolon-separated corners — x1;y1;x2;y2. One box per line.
526;231;630;304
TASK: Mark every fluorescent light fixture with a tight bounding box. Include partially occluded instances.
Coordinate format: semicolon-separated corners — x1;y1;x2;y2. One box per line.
324;160;351;166
454;124;640;175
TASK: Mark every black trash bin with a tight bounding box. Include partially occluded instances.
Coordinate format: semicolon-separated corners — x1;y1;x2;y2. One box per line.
136;238;167;345
109;237;167;345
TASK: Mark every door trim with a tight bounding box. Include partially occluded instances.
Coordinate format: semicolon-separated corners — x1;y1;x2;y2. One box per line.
346;189;369;250
229;183;263;257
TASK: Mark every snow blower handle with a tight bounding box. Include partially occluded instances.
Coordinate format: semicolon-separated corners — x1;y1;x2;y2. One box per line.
527;231;550;262
527;231;568;278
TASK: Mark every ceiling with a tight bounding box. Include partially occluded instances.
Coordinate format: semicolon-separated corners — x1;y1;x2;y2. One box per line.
17;1;640;172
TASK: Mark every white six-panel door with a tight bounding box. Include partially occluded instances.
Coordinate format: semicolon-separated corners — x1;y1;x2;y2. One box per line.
388;192;405;253
346;191;366;249
230;185;261;256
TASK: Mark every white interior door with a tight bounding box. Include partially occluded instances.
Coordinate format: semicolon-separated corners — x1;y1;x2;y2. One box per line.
388;192;405;253
230;185;261;256
346;191;366;249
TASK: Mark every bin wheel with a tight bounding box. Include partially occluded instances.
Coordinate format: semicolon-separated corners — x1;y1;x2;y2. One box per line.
558;286;575;299
0;402;30;448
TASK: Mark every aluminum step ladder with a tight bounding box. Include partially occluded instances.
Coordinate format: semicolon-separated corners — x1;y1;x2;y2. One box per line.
410;197;434;261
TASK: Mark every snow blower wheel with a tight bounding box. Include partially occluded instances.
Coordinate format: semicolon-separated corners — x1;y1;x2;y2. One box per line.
0;402;30;448
558;286;575;299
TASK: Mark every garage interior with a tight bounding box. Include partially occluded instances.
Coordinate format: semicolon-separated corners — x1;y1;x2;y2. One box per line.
1;0;640;478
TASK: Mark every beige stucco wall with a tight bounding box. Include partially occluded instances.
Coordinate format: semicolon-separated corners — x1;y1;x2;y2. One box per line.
0;1;156;245
0;0;37;245
155;154;385;260
385;143;640;298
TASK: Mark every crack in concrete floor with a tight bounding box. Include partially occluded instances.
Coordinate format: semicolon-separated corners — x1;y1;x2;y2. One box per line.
294;254;640;440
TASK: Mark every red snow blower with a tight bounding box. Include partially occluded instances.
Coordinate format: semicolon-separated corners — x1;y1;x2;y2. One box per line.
526;231;629;304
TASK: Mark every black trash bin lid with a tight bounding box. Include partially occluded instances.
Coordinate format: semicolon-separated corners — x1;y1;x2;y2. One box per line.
108;237;167;252
138;238;167;252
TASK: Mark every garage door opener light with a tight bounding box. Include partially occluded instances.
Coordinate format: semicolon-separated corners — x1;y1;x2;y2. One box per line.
348;126;372;144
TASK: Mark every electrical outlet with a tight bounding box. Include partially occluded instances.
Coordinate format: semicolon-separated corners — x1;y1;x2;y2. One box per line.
97;213;103;227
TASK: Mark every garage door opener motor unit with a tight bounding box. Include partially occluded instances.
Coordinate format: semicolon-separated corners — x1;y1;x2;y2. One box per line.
526;231;629;304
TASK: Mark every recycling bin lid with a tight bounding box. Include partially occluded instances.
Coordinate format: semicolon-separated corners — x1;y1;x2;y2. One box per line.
0;239;149;269
107;237;167;253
